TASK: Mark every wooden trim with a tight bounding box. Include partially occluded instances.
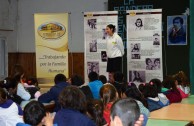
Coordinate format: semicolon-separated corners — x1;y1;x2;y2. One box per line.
8;52;85;79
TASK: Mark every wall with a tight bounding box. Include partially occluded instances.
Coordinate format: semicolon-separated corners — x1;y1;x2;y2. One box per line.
17;0;108;52
190;0;194;94
0;0;18;52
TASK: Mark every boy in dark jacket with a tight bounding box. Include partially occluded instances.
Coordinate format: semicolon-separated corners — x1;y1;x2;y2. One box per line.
38;74;69;112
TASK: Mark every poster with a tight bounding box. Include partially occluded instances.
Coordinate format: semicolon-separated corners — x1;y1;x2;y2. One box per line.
34;13;69;84
84;11;118;82
127;9;163;85
167;15;187;45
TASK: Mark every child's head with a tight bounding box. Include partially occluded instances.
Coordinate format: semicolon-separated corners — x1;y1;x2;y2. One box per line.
162;76;178;92
87;99;104;126
27;77;39;86
13;72;25;83
124;83;140;99
23;101;46;125
124;83;143;100
149;78;162;93
71;74;84;87
124;83;148;108
0;77;18;94
110;98;140;126
0;88;7;104
54;74;67;84
173;71;189;86
174;76;182;86
59;86;87;113
100;84;117;107
139;83;158;98
99;75;107;84
88;72;98;82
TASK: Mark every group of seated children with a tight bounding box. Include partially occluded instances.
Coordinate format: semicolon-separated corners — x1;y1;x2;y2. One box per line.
0;67;190;126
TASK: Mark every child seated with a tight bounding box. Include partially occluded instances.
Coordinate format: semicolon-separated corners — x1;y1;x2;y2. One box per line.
174;76;189;98
139;83;164;112
174;71;190;94
38;74;69;112
14;72;31;101
54;86;96;126
110;98;140;126
162;76;182;103
123;83;150;117
88;72;103;99
100;84;118;125
0;88;23;126
24;77;41;99
1;78;23;105
149;79;169;106
87;99;108;126
71;74;93;100
17;101;55;126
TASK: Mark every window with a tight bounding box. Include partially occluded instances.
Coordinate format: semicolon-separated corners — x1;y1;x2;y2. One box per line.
0;38;7;80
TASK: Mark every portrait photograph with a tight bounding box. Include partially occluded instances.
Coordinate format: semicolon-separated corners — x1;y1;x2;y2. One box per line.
145;58;161;70
87;62;99;75
167;15;187;45
87;19;97;29
129;70;145;83
153;33;160;45
131;43;141;59
89;40;97;52
101;51;107;62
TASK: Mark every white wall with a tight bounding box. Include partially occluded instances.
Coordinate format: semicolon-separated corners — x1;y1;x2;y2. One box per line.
0;0;18;52
17;0;108;52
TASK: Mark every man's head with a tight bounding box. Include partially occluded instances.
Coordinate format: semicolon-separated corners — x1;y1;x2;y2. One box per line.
173;17;184;29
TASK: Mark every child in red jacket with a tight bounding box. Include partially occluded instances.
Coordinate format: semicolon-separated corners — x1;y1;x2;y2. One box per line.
162;76;182;103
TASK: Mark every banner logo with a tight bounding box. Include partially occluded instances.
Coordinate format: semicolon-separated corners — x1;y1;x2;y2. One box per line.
38;22;66;39
129;11;136;16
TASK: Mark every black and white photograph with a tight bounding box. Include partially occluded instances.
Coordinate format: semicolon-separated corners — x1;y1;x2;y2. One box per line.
131;43;141;59
135;18;143;30
127;9;163;82
101;51;107;62
153;33;160;45
87;19;97;29
129;70;145;83
89;40;97;52
167;15;187;45
145;58;160;70
87;62;99;74
102;28;107;39
131;43;140;52
131;54;140;59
